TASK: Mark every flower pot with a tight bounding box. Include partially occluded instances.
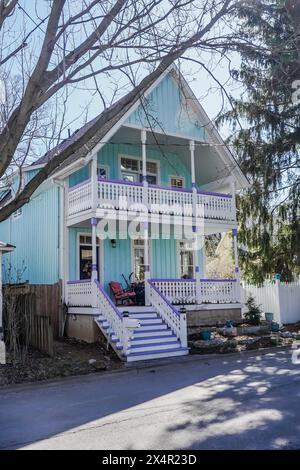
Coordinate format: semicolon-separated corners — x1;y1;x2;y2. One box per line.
265;312;274;322
200;331;211;341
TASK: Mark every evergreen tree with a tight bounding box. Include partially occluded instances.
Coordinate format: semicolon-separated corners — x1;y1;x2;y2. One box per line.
222;0;300;283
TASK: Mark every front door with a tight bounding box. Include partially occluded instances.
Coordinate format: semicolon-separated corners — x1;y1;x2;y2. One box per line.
79;242;99;280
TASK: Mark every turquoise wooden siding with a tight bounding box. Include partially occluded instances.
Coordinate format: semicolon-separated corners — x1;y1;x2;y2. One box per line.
0;185;59;284
69;143;192;189
102;237;132;292
98;143;192;187
68;224;204;291
126;72;207;141
69;165;90;188
151;237;178;279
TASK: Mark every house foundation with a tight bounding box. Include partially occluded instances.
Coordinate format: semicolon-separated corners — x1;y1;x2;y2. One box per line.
66;314;102;343
186;307;242;336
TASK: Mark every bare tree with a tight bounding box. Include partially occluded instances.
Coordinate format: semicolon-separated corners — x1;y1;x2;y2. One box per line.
0;0;241;222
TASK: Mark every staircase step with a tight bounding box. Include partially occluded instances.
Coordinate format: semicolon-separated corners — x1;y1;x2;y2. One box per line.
137;318;162;325
135;323;168;331
126;313;158;319
130;334;177;345
128;341;180;352
133;328;172;337
126;347;189;362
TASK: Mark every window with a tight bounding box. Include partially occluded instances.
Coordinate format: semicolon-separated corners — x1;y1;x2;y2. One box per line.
170;176;184;188
177;241;194;279
78;234;100;280
97;164;109;179
79;234;100;245
120;156;158;184
12;207;22;220
132;238;150;282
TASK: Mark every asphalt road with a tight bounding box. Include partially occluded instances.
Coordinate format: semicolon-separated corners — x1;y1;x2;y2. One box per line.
0;348;300;450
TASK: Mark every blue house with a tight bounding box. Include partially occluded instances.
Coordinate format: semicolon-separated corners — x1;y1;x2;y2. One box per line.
0;65;248;362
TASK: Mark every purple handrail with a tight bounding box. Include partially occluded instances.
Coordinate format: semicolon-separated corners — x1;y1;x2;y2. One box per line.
94;280;123;320
148;280;180;317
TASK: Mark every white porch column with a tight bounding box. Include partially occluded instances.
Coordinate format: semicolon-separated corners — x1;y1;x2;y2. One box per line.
91;217;98;281
91;217;98;308
232;228;241;302
190;140;197;218
141;129;148;206
141;129;150;305
91;153;98;210
63;181;69;305
0;251;3;334
190;140;201;303
230;177;237;220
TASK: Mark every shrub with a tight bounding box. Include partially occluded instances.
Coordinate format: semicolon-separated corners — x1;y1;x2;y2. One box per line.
244;295;262;326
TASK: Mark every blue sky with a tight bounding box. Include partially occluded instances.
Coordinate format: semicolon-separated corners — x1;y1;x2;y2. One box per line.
3;1;243;144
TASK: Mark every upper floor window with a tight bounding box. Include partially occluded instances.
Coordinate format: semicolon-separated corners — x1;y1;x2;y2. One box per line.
120;156;158;184
97;164;109;179
170;176;184;188
12;207;22;220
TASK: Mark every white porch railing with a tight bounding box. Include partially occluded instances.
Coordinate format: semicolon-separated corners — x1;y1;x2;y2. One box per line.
94;280;127;353
152;279;196;304
68;179;92;216
98;179;143;210
151;278;240;305
148;280;187;348
67;280;92;306
67;178;235;222
148;185;193;216
199;279;240;304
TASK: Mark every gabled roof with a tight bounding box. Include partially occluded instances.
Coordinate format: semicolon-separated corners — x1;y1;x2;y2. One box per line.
32;64;248;188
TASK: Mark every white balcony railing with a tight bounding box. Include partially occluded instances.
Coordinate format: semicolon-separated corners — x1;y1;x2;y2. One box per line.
151;279;240;305
67;178;235;222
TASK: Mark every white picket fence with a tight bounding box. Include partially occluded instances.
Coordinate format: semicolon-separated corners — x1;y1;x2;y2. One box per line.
242;280;300;325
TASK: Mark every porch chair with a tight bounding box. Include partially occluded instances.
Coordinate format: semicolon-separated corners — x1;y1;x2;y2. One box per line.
109;281;136;306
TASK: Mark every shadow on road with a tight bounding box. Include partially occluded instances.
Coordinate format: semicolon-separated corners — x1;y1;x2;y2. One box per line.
0;349;299;449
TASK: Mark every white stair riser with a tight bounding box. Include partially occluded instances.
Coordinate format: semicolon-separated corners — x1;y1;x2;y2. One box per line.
137;318;163;325
137;324;168;331
127;313;158;319
133;329;171;337
128;343;180;353
119;308;156;314
130;336;177;345
126;349;188;362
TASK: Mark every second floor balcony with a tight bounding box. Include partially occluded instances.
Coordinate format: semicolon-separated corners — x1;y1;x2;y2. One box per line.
67;177;236;223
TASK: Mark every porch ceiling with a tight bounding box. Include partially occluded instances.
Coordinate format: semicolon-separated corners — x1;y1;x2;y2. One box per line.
112;125;232;187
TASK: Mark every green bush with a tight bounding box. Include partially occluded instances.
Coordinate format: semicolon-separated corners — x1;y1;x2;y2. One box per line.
244;295;262;326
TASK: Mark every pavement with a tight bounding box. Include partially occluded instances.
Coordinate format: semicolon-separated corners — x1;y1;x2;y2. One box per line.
0;348;300;450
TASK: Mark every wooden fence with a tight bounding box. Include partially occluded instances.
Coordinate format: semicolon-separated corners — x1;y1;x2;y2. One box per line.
3;291;54;357
242;280;300;325
29;312;54;356
4;282;62;337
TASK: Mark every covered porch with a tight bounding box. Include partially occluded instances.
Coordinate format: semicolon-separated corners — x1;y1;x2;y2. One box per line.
65;218;241;310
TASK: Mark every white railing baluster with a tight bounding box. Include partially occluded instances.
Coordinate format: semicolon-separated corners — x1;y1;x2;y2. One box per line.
67;280;92;306
148;280;187;348
151;278;240;305
67;179;235;221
